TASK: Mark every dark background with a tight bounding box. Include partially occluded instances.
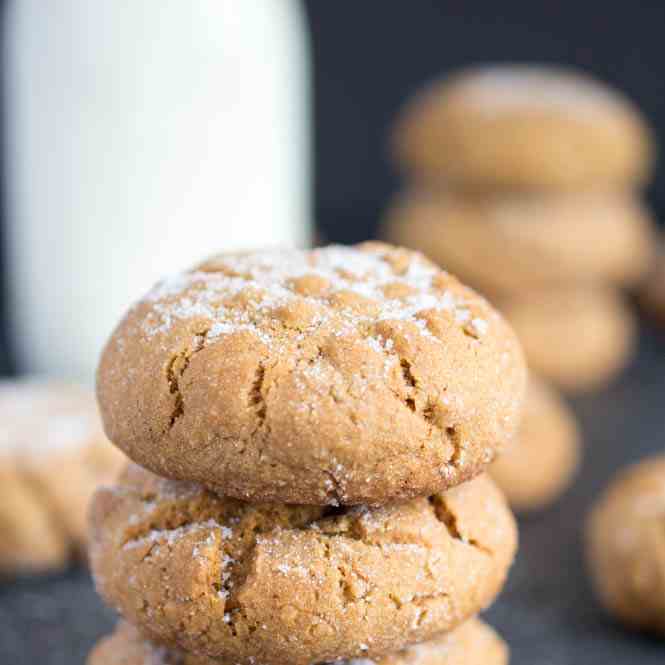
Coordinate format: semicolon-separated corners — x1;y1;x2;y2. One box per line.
304;1;665;243
2;2;665;663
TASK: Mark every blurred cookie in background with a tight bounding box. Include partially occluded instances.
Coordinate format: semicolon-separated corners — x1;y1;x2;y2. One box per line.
0;380;125;575
392;64;654;192
383;189;655;297
587;455;665;635
502;289;636;393
490;378;580;512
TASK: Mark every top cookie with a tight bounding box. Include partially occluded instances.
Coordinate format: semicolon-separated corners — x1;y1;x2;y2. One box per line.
98;243;526;505
393;65;653;191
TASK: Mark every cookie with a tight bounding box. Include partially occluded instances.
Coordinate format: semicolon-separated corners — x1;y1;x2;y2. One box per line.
393;65;653;191
384;190;655;297
97;243;526;505
490;379;580;511
89;464;517;665
502;288;635;393
0;381;125;574
87;618;508;665
587;455;665;634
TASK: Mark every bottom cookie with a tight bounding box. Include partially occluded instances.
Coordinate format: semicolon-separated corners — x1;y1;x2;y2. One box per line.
88;618;508;665
502;288;635;393
90;466;516;665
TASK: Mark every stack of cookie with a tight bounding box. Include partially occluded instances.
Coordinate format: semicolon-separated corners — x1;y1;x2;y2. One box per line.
87;244;526;665
385;64;656;393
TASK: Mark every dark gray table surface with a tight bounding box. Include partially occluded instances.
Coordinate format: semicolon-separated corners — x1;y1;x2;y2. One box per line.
2;330;665;665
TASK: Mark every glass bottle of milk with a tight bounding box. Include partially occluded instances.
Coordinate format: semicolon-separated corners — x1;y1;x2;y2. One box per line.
4;1;311;384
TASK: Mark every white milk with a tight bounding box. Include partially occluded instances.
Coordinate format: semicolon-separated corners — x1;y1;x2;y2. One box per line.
4;1;311;383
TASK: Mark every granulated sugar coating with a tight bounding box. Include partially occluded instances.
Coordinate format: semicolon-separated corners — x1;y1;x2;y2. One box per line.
97;242;526;505
87;617;508;665
89;464;516;665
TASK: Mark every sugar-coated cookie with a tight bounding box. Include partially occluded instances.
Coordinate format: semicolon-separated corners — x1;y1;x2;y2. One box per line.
384;190;655;296
87;618;509;665
90;464;517;665
393;65;653;191
587;456;665;634
490;379;580;511
0;381;125;574
97;243;526;506
502;289;635;393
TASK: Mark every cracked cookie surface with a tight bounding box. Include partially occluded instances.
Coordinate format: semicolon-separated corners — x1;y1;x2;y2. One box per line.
97;242;526;505
393;64;653;190
0;381;125;574
587;455;665;635
87;618;508;665
89;464;517;665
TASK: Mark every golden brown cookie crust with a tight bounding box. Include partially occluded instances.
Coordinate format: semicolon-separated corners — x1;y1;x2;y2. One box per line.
90;465;517;665
393;65;653;191
587;456;665;634
384;190;655;296
0;381;125;574
97;243;526;505
502;288;635;393
87;618;508;665
490;378;580;511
